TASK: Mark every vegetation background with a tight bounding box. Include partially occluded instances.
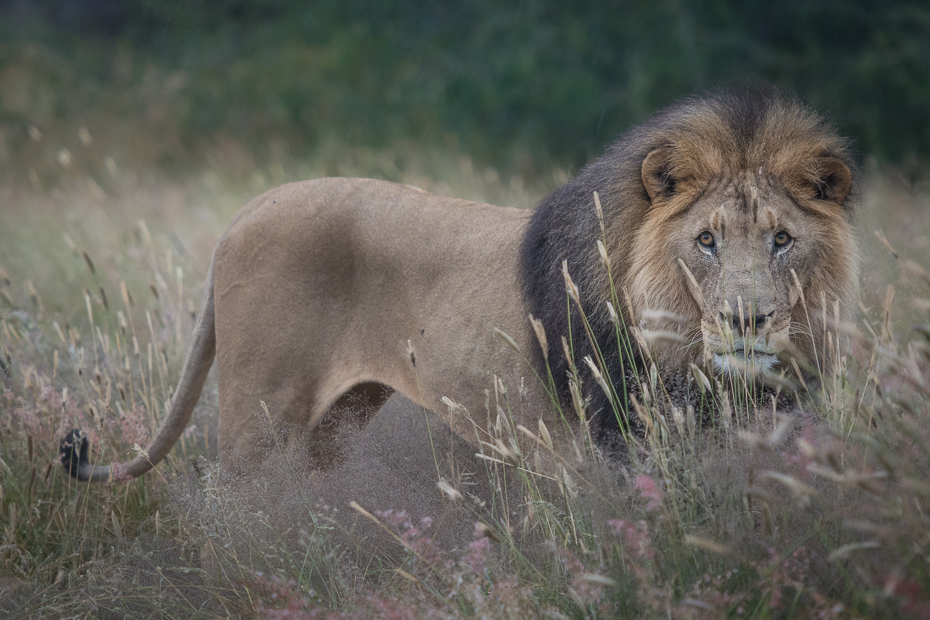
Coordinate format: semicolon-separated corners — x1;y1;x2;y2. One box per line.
2;0;930;181
1;0;930;618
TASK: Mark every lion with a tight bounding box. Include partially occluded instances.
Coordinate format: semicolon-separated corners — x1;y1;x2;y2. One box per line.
61;86;859;482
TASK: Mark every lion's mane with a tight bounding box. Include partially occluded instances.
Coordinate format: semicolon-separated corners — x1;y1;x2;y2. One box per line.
520;86;858;439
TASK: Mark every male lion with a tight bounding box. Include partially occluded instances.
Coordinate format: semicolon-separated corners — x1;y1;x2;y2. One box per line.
62;87;858;482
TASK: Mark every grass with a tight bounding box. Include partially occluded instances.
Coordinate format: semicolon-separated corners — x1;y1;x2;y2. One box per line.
3;80;930;620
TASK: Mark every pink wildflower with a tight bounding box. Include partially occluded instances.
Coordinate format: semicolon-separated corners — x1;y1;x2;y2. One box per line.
633;475;664;511
608;519;655;561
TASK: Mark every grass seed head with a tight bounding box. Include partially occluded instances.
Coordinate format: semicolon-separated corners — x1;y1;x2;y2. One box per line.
582;355;612;403
606;301;619;327
538;419;553;450
437;478;462;501
677;259;705;308
406;339;416;366
684;535;730;556
493;327;520;354
689;363;712;393
790;268;806;305
561;260;581;305
528;314;548;359
597;239;610;270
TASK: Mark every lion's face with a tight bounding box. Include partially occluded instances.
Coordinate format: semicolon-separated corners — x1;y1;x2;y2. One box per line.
676;178;832;373
628;144;856;376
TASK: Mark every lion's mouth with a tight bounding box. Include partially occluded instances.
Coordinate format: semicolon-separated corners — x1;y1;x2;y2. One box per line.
709;335;780;374
701;324;790;377
712;347;779;375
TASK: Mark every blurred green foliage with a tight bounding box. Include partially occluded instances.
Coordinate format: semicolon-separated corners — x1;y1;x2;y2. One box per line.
1;0;928;175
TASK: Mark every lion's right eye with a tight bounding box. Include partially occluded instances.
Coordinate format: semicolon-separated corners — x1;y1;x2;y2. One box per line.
774;231;792;248
697;231;716;250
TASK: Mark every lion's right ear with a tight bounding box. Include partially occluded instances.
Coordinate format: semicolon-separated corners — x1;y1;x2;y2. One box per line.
812;156;853;205
642;147;675;202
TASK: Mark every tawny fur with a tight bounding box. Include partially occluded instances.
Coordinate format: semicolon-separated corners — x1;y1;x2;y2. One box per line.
62;87;859;482
522;87;858;434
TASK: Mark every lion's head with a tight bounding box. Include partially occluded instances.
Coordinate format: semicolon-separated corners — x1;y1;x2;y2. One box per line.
631;105;858;375
522;87;859;422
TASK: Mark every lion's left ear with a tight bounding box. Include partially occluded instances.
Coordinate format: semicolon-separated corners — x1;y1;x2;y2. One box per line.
642;147;675;203
811;156;852;205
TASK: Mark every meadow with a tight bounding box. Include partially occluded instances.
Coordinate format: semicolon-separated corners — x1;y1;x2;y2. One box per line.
3;17;930;618
2;116;930;619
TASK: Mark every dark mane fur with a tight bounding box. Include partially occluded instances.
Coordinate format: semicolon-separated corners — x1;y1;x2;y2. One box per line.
519;85;856;444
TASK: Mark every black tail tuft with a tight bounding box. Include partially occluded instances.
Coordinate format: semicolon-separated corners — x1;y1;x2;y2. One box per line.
60;429;89;479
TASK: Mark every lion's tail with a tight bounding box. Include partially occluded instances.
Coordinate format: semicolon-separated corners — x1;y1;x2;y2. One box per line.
60;261;217;483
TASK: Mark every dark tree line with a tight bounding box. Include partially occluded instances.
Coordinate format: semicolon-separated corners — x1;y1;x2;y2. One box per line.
2;0;928;171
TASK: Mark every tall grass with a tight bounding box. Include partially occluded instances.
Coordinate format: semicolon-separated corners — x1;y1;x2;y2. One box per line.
3;123;930;618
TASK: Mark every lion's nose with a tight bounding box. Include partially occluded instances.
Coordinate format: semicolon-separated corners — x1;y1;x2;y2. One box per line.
719;310;773;335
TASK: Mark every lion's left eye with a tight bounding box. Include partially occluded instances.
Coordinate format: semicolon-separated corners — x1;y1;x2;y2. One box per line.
697;231;716;249
773;231;792;249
